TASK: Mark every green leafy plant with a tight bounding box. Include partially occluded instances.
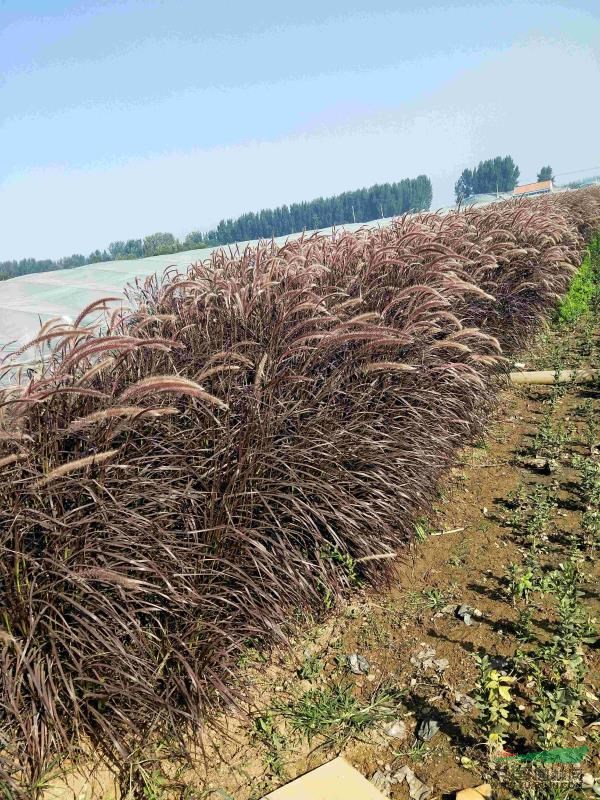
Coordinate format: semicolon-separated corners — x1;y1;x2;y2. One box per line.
523;485;557;552
534;408;569;461
530;685;584;748
506;563;536;606
572;454;600;550
514;607;535;642
520;560;596;747
297;653;324;680
474;654;516;751
504;483;530;528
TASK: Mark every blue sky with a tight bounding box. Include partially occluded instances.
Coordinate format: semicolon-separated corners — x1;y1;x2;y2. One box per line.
1;0;599;260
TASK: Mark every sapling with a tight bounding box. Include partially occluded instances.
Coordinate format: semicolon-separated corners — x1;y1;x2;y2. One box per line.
504;484;529;528
506;562;539;641
505;563;535;606
514;607;535;643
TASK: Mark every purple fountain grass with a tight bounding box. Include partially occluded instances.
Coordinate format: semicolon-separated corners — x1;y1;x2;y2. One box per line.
0;186;598;796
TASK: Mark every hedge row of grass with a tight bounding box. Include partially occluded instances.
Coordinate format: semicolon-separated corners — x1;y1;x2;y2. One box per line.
0;187;599;797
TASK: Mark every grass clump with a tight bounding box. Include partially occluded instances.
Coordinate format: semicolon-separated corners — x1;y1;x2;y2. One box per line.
277;681;402;746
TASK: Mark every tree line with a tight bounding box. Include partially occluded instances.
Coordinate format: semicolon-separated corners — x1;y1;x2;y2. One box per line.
201;175;432;245
453;157;561;203
0;176;432;281
454;155;521;202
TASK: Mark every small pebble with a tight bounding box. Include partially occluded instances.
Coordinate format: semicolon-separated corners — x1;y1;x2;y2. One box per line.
384;719;407;740
417;718;439;741
347;653;370;675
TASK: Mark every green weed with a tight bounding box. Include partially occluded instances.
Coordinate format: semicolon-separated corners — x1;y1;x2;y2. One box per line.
277;681;402;746
421;587;449;610
556;236;600;325
297;653;324;680
253;712;287;778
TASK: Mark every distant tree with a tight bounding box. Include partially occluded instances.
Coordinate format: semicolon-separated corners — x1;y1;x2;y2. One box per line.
537;165;554;182
455;169;473;203
123;239;144;259
455;156;520;202
181;231;207;251
59;254;86;268
87;249;109;263
2;177;435;279
562;175;600;189
143;232;179;257
0;260;17;279
108;241;126;260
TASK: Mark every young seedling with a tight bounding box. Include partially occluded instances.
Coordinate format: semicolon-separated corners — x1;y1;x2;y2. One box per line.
253;712;287;779
474;653;516;752
505;563;535;606
504;484;530;529
514;607;535;643
577;399;597;455
572;454;600;550
523;485;557;552
534;407;569;463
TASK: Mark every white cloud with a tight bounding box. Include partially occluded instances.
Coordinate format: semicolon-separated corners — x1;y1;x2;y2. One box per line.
1;35;598;260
